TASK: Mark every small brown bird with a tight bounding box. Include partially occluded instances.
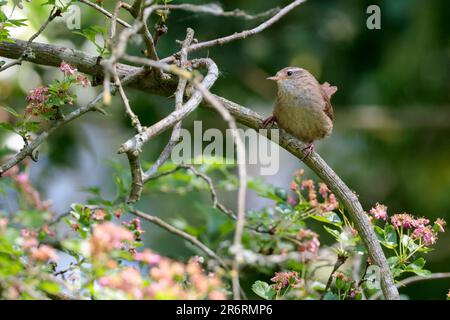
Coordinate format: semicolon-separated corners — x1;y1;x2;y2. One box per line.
263;67;337;159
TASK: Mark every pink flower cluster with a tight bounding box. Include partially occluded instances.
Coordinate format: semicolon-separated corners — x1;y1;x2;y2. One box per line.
290;169;339;212
122;218;145;241
3;166;51;211
369;203;388;220
59;61;77;75
99;251;226;300
298;178;339;213
90;222;134;257
0;218;7;233
21;229;58;263
270;271;301;290
25;61;90;115
296;229;320;255
25;86;50;115
390;213;445;246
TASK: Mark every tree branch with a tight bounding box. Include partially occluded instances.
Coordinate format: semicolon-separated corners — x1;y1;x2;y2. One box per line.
160;0;307;62
151;3;280;20
370;272;450;300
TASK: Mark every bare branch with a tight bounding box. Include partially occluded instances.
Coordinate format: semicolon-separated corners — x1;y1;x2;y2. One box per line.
190;80;247;300
130;209;228;270
370;272;450;300
0;7;61;73
78;0;131;28
117;58;218;155
0;94;103;175
146;164;235;219
143;28;194;180
151;3;280;20
160;0;306;62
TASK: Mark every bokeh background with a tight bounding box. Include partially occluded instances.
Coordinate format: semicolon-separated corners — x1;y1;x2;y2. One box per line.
0;0;449;299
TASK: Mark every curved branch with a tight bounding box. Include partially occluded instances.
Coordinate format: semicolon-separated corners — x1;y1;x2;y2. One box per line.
371;272;450;300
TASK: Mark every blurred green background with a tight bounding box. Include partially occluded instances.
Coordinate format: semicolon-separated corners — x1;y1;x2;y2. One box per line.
0;0;449;299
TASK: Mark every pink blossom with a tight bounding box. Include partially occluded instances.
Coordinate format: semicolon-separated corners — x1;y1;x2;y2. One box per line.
0;218;8;232
270;271;299;290
412;225;438;246
30;245;58;262
26;86;49;103
318;182;330;199
297;229;320;254
412;217;430;228
91;222;134;256
290;181;298;191
60;61;77;75
76;74;90;87
134;249;162;265
287;195;297;206
209;290;226;300
434;218;446;233
92;209;107;221
324;193;339;211
369;203;388;221
391;213;415;229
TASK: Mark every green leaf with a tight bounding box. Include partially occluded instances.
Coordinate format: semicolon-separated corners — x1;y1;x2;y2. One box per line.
252;281;276;300
323;292;339;300
383;224;398;248
323;225;340;240
310;212;342;226
0;122;17;133
38;281;60;295
310;281;326;292
335;277;345;289
1;106;21;118
407;257;425;270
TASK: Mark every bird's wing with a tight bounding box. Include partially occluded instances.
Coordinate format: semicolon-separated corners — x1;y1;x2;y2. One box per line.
320;82;337;121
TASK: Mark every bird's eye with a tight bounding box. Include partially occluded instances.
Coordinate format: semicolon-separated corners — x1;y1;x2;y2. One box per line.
287;71;293;76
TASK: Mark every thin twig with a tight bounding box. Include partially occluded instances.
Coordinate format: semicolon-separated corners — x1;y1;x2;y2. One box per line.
0;7;61;73
0;94;104;175
142;28;194;181
160;0;306;63
320;254;348;300
191;80;247;300
146;164;236;219
130;209;228;270
78;0;131;28
370;272;450;300
151;3;280;20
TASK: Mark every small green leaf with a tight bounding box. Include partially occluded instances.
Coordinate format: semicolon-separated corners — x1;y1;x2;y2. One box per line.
310;281;326;292
1;106;21;118
252;281;276;300
323;225;340;240
335;277;345;289
383;224;398;248
407;257;425;270
323;292;339;300
310;212;342;226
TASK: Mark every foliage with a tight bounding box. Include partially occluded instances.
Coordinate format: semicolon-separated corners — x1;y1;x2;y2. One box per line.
0;161;446;300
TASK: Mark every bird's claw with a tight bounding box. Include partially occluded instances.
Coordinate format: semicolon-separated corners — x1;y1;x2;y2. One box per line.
262;115;277;128
301;143;314;161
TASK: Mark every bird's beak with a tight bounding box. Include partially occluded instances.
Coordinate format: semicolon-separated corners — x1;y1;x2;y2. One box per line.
267;75;280;81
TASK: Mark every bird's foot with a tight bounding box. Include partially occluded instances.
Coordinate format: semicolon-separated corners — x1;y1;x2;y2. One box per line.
301;143;314;161
262;115;277;128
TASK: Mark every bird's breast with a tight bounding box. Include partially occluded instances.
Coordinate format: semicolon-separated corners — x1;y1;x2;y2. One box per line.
274;98;333;143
